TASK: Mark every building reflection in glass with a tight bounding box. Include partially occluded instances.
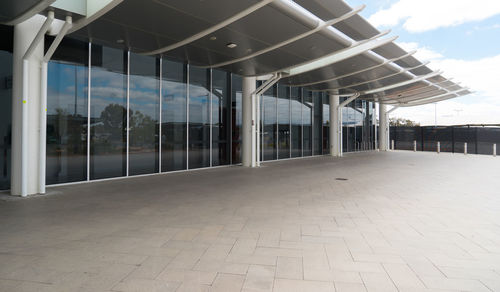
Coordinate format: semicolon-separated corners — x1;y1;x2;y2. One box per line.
290;87;302;158
188;66;210;169
261;85;277;161
278;84;290;159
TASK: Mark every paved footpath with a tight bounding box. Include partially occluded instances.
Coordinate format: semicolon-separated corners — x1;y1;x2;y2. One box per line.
0;151;499;291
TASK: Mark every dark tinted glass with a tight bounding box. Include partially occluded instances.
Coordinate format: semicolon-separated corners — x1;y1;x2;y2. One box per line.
212;69;230;166
188;66;210;169
322;94;330;154
261;85;277;161
161;59;187;171
90;46;127;179
290;87;302;158
0;25;12;190
231;75;242;164
313;92;322;155
128;53;159;175
46;39;88;184
277;84;290;159
303;90;312;156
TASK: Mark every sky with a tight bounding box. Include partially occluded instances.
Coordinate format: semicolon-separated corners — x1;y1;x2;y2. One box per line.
345;0;500;126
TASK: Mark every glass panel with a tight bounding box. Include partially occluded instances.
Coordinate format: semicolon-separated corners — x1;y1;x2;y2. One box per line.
290;87;302;158
47;38;88;184
0;25;12;190
342;98;363;152
188;66;210;169
322;94;330;154
313;92;322;155
302;90;312;156
90;45;127;179
261;85;277;161
231;74;242;164
277;84;290;159
128;53;159;175
161;59;187;171
212;69;230;166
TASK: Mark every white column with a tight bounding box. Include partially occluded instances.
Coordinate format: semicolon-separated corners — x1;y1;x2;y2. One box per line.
242;76;256;167
11;15;46;196
379;103;388;151
329;93;340;157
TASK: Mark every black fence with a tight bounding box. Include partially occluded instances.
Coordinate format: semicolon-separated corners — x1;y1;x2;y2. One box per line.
390;125;500;155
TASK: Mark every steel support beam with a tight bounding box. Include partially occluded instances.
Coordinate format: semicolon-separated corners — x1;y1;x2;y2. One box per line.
282;32;395;77
252;73;281;167
39;15;72;194
291;50;416;87
363;70;443;96
398;89;470;107
336;93;360;156
325;61;429;92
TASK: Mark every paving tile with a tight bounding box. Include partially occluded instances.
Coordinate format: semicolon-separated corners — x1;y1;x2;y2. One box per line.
194;260;249;275
111;278;180;292
1;153;500;292
276;257;303;280
383;263;425;289
273;278;335;292
420;276;491;292
127;256;173;279
334;282;367;292
226;253;277;266
157;269;217;285
242;265;276;292
360;272;398;292
210;273;245;292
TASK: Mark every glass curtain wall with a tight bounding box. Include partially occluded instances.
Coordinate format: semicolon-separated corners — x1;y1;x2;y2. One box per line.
46;39;88;184
290;87;302;158
303;90;313;156
43;37;379;188
188;66;210;169
261;85;277;161
322;94;330;154
313;92;322;155
211;69;231;166
0;25;13;190
161;59;187;171
341;98;375;153
90;45;127;180
231;75;242;164
128;53;160;175
277;84;290;159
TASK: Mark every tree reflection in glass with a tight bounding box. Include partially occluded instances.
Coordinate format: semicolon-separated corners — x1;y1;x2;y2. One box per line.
46;38;88;184
90;46;127;179
129;53;159;175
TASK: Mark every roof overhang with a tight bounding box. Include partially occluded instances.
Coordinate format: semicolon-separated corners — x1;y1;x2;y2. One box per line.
7;0;469;107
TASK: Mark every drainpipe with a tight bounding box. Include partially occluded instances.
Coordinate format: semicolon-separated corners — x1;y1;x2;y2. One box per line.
21;11;54;197
39;15;72;194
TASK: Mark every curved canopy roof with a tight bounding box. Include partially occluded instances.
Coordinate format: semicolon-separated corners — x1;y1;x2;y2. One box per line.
19;0;470;107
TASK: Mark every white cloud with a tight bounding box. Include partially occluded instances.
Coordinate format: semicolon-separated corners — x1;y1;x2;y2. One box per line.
389;43;500;125
397;42;444;61
369;0;500;32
